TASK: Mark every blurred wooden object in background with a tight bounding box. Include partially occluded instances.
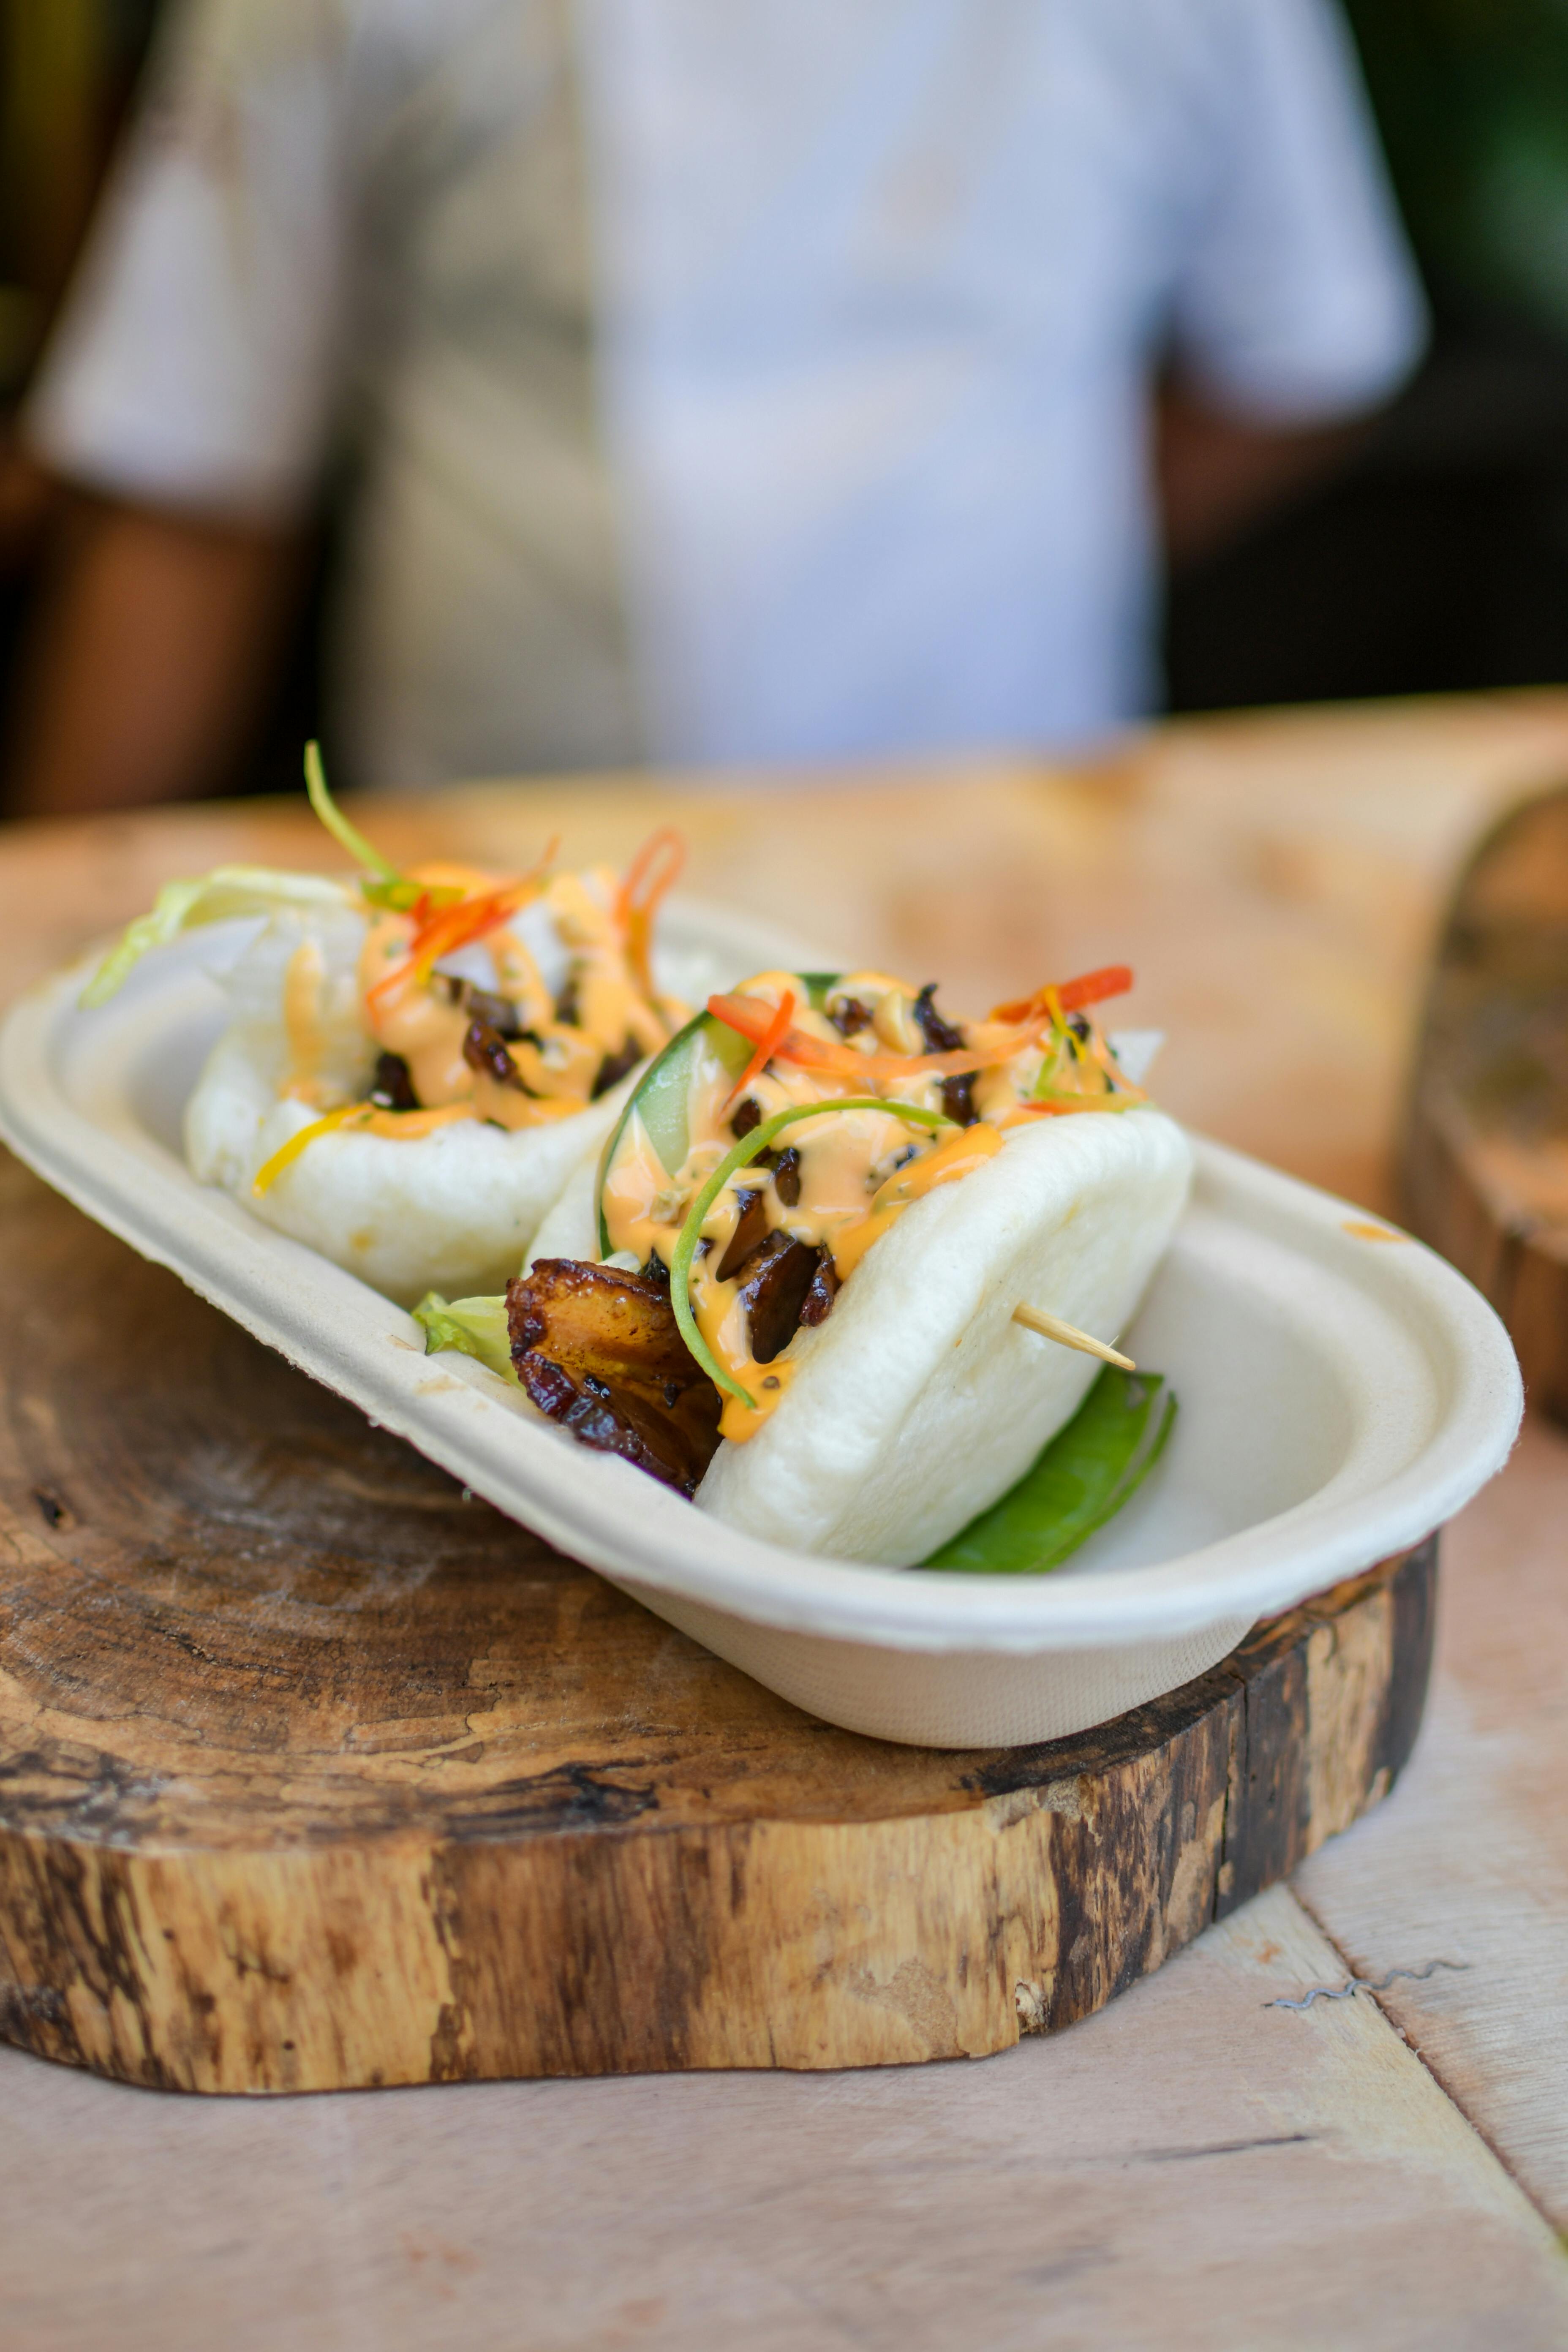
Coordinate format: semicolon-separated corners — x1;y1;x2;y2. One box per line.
1404;782;1568;1423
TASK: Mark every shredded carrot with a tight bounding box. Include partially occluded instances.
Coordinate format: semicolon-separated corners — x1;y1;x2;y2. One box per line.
616;827;685;1001
1001;1094;1139;1124
705;991;1048;1082
991;965;1133;1024
253;1102;371;1195
365;846;556;1013
724;988;796;1109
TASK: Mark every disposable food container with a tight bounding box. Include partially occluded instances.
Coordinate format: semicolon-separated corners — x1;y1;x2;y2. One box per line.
0;903;1523;1747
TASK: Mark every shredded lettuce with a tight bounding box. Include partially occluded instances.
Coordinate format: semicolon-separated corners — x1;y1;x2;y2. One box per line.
920;1366;1176;1573
412;1292;517;1384
80;743;416;1010
79;866;356;1008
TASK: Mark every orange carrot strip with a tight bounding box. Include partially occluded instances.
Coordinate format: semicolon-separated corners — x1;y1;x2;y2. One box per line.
365;841;559;1012
616;827;686;999
705;992;1048;1082
367;884;528;1011
724;989;796;1109
990;964;1133;1024
1001;1095;1139;1123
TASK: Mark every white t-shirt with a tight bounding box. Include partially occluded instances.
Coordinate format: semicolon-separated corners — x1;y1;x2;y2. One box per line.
28;0;1424;785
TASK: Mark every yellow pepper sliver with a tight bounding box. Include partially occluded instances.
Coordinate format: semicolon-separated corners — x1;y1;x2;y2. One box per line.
252;1102;372;1195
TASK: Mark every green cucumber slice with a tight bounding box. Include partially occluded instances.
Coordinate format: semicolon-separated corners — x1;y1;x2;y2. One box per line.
920;1367;1176;1573
594;1010;753;1257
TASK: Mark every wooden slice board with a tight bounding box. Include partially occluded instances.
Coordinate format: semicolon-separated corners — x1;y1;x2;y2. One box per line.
1403;781;1568;1424
0;1149;1435;2094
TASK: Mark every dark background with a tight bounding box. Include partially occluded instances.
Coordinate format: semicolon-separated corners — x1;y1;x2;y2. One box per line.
1168;0;1568;716
4;0;1568;795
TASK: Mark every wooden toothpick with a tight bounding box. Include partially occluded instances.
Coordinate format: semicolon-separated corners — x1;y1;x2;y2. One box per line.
1012;1303;1135;1371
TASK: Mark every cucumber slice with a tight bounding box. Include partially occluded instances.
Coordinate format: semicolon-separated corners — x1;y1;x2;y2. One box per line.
595;1010;752;1257
593;975;847;1258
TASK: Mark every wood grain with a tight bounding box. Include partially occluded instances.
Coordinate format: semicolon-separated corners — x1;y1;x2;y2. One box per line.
0;1150;1434;2093
1402;781;1568;1422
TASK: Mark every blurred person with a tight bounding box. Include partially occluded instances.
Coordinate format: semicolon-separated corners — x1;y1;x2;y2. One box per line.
1170;0;1568;713
8;0;1424;815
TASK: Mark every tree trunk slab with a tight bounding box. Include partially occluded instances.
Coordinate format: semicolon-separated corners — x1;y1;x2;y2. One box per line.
1404;781;1568;1423
0;1150;1435;2093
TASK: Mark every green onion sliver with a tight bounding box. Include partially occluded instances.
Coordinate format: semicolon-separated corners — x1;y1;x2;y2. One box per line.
669;1097;953;1409
305;739;400;884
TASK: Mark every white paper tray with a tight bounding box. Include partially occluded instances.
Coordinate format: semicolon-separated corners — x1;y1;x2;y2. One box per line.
0;902;1523;1748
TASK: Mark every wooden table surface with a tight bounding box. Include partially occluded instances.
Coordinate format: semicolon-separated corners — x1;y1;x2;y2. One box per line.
5;693;1568;2350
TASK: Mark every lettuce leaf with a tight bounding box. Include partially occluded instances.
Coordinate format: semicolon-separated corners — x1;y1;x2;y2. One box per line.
412;1292;517;1384
921;1366;1176;1574
80;866;355;1008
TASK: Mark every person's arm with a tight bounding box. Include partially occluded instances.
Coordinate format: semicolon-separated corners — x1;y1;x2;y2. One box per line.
1158;0;1424;568
6;495;302;817
8;0;353;815
1155;376;1368;570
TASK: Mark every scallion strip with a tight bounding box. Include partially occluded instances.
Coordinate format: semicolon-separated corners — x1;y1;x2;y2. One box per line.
669;1097;953;1408
305;739;400;883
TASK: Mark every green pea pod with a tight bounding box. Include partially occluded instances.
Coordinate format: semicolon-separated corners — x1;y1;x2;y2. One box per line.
921;1366;1176;1573
669;1096;951;1409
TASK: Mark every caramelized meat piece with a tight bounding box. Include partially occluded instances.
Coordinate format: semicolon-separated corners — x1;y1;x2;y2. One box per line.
506;1259;721;1496
772;1146;801;1206
739;1233;821;1363
593;1039;642;1098
941;1071;979;1127
913;982;966;1054
463;1018;523;1088
370;1051;419;1111
729;1098;781;1168
716;1186;770;1280
798;1248;839;1327
466;987;522;1038
831;996;874;1038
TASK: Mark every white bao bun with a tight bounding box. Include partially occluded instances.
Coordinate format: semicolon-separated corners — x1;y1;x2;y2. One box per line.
523;1151;605;1270
182;906;633;1305
694;1107;1193;1567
